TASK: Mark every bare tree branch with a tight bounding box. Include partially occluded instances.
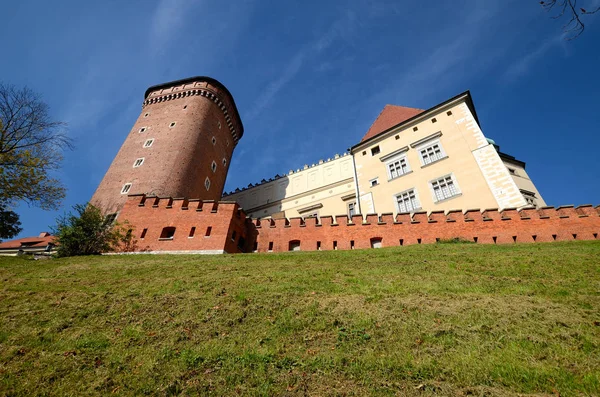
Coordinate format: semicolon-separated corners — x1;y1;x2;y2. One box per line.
540;0;599;39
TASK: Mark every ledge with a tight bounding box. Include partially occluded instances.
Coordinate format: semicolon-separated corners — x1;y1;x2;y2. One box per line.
410;131;443;148
379;146;409;162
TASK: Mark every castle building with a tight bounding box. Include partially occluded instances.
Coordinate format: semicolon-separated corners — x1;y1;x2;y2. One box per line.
222;91;545;220
90;76;243;216
87;76;597;255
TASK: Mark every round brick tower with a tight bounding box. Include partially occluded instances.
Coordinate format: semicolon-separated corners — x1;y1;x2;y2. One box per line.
90;76;244;215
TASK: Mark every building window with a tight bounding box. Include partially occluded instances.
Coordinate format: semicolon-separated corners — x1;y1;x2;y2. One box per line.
205;177;210;191
189;227;196;238
396;189;420;213
133;158;144;168
419;141;446;166
104;213;118;225
211;161;217;173
370;178;379;187
386;155;410;180
222;158;227;167
289;240;301;251
521;190;537;207
217;121;222;130
431;174;460;202
144;113;149;118
140;228;148;239
121;183;132;194
205;226;212;237
159;227;176;240
370;237;383;249
268;241;274;251
507;167;517;175
212;137;217;145
139;127;146;133
348;201;357;217
169;122;176;128
143;139;154;148
371;146;380;156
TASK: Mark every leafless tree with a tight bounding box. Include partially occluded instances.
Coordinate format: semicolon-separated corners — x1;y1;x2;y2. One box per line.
540;0;600;39
0;83;73;210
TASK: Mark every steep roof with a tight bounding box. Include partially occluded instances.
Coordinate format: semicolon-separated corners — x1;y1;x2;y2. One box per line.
0;234;55;250
361;105;424;142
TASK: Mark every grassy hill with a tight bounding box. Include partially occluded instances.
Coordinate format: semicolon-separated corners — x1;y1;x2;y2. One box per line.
1;241;599;396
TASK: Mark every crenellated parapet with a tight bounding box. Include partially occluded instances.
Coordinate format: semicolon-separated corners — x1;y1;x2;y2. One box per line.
116;194;600;254
143;76;243;145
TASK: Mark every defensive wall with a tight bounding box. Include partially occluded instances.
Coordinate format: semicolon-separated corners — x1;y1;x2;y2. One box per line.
118;195;600;254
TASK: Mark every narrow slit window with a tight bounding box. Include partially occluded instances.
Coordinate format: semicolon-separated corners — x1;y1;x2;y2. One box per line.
133;158;144;168
189;227;196;238
205;226;212;237
140;228;148;239
121;183;132;194
205;177;210;191
212;137;217;145
169;122;176;128
143;139;154;148
139;127;146;133
268;241;274;251
211;161;217;173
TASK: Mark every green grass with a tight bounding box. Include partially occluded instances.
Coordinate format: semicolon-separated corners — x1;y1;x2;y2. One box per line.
1;241;599;396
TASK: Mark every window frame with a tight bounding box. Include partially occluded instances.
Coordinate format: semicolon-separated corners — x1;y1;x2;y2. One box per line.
416;139;447;167
211;161;217;173
121;183;132;194
429;173;461;203
143;139;154;148
394;188;421;213
385;153;411;180
133;158;144;168
205;177;211;191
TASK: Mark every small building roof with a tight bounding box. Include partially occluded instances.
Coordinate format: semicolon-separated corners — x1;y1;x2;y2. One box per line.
360;105;424;142
0;233;55;250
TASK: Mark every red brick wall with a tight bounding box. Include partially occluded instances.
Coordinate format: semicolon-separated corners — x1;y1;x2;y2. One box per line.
252;205;600;252
91;79;242;215
119;195;250;254
117;195;599;254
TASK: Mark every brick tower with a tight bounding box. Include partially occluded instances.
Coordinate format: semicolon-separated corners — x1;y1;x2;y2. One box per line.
90;76;244;216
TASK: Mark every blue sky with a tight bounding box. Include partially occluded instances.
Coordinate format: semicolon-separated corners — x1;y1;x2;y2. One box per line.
2;0;599;237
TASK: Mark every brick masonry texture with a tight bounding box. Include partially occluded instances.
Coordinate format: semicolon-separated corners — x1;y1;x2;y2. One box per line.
90;79;242;215
118;195;600;254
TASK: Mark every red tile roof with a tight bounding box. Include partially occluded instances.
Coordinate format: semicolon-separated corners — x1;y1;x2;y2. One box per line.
361;105;424;142
0;234;55;250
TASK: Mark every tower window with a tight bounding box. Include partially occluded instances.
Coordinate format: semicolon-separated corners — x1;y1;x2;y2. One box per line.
133;158;144;168
217;121;222;129
205;177;210;191
211;161;217;173
169;122;176;128
212;137;217;145
143;139;154;148
222;158;227;167
139;127;146;133
183;105;187;109
121;183;132;194
144;113;149;118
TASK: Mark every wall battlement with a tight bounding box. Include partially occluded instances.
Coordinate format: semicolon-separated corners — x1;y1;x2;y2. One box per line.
117;194;599;254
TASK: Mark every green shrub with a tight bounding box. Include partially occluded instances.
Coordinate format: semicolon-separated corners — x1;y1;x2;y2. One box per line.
52;203;134;257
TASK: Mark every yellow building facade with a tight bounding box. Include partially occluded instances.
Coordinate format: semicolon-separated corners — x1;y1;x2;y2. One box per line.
223;91;545;219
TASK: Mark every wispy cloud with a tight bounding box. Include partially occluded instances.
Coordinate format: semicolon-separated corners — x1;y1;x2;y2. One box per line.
503;36;563;81
245;10;358;120
150;0;198;56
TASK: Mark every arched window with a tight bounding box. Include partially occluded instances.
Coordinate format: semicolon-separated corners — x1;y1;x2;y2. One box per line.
289;240;301;251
